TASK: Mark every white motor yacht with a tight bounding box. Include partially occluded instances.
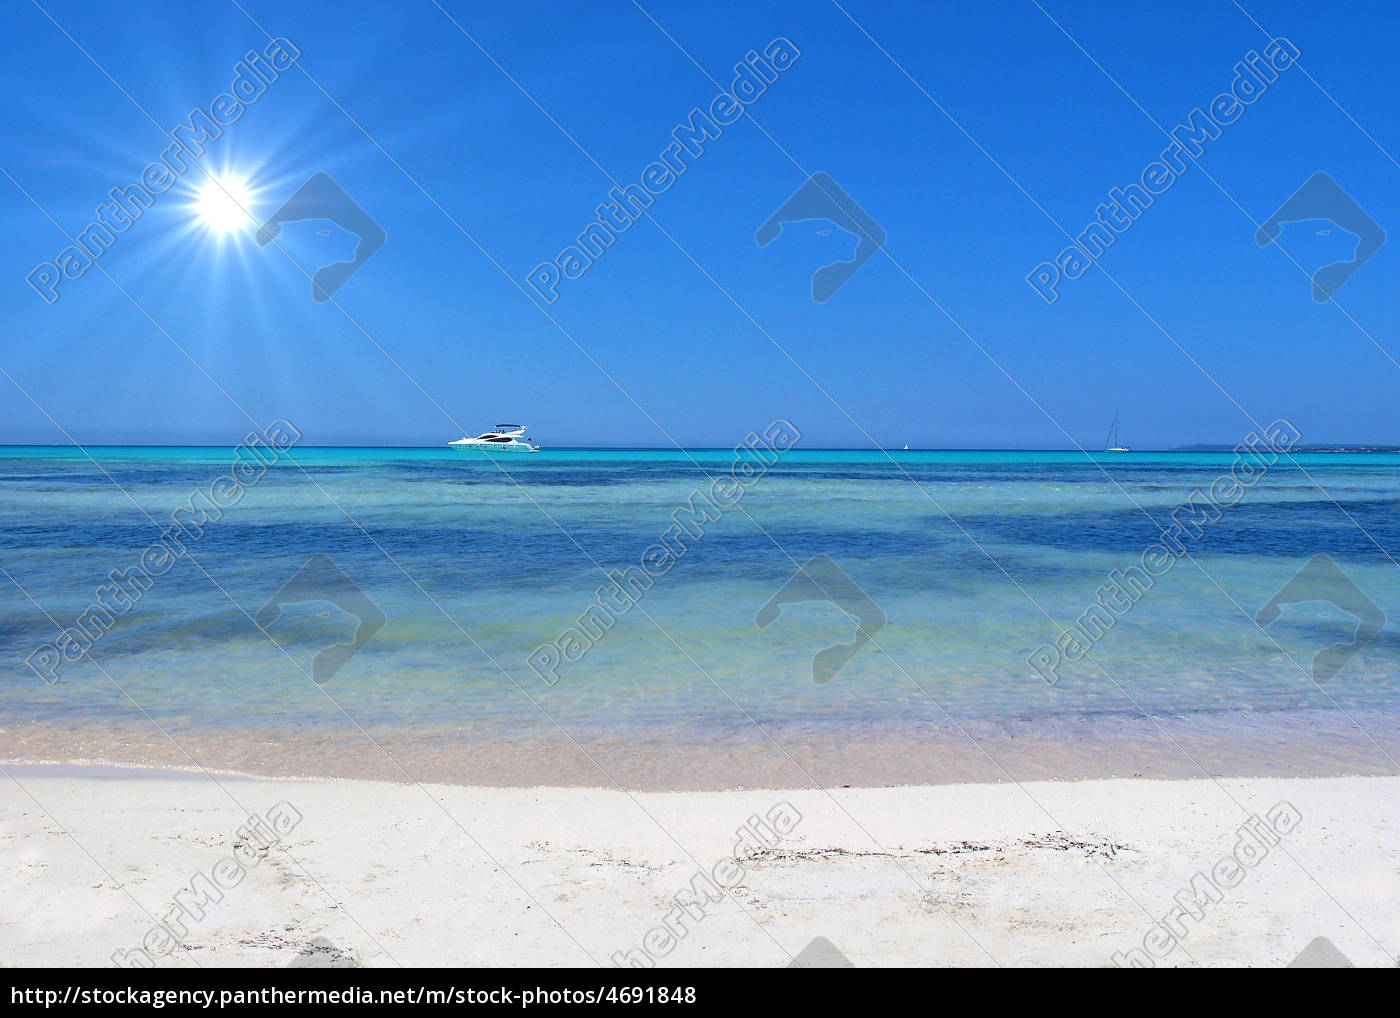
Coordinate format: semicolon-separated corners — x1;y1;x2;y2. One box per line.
449;425;540;453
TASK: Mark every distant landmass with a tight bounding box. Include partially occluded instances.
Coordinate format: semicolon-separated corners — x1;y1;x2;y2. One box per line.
1171;443;1400;453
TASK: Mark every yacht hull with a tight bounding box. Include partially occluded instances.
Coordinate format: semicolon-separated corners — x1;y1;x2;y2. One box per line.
449;443;539;453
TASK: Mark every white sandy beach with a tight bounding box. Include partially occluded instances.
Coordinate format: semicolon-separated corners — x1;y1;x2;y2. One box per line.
2;767;1396;968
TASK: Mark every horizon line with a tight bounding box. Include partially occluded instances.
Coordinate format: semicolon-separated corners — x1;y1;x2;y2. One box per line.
2;443;1397;453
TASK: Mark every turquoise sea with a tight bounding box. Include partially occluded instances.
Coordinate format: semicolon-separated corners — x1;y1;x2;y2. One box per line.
2;446;1398;788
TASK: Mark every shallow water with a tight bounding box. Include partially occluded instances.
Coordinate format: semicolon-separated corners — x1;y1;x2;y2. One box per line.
2;446;1398;787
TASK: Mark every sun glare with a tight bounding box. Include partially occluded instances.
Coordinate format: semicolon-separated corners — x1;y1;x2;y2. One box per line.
194;176;254;233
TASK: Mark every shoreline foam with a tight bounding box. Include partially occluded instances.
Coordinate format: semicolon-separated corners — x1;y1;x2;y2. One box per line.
5;706;1397;791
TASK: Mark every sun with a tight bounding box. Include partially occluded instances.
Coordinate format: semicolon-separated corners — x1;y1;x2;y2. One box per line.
194;176;254;233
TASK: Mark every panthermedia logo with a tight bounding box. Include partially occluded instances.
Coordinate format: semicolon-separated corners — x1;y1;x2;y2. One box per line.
787;936;854;967
756;555;885;684
757;173;885;302
1256;172;1385;302
255;554;385;684
1255;553;1384;683
257;173;385;302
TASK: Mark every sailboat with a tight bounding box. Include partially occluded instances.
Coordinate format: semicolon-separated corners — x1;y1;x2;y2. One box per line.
1104;410;1131;453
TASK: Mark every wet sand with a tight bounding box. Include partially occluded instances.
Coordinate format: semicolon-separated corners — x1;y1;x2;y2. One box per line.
3;707;1397;790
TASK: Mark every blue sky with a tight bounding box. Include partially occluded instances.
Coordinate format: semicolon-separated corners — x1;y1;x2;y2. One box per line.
1;0;1398;448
